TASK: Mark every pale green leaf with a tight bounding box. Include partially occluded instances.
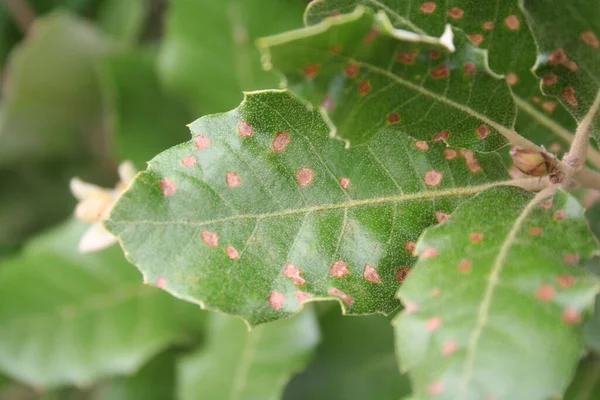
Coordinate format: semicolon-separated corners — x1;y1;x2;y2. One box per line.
395;186;600;400
178;308;319;400
0;220;206;389
258;6;517;150
107;89;509;326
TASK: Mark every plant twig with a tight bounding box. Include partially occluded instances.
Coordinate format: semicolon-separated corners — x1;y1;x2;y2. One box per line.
1;0;35;34
499;177;549;192
566;89;600;168
572;167;600;190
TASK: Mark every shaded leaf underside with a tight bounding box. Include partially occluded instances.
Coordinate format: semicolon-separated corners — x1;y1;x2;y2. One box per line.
108;90;509;326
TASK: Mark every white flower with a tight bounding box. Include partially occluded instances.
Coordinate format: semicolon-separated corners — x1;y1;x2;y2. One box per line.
70;161;137;253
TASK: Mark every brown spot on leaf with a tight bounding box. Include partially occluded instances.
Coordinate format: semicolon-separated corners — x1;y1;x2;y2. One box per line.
181;155;196;167
506;73;518;86
358;79;372;95
295;290;314;303
330;44;342;54
431;287;441;297
469;232;484;244
396;267;410;282
554;209;566;220
415;141;429;151
433;130;450;141
328;287;354;306
444;149;458;160
533;96;541;103
155;277;166;288
403;301;418;314
226;171;242;188
284;264;306;286
528;227;543;236
549;48;568;65
476;124;490;139
504;15;520;30
421;247;439;258
562;307;581;324
543;72;558;86
540;199;554;209
363;264;382;284
296;167;314;187
226;246;239;260
302;63;320;78
430;63;449;79
321;95;335;111
563;253;579;265
461;149;482;173
430;49;440;60
482;21;495;30
329;259;350;278
272;131;291;152
194;135;211;150
344;63;360;78
581;30;600;48
535;284;555;301
435;211;450;223
424;170;443;187
396;50;419;64
447;7;464;19
542;101;557;113
387;112;400;124
557;275;575;288
420;2;436;13
458;259;471;273
561;86;578;107
330;10;341;17
268;291;285;310
441;340;458;356
238;121;254;136
464;62;476;74
363;26;379;44
339;177;350;190
404;241;416;254
159;178;176;196
201;230;219;247
426;316;442;331
468;33;484;46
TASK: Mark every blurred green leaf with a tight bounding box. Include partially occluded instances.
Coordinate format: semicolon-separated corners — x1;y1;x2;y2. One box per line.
284;306;411;400
100;47;193;169
565;355;600;400
395;187;600;399
97;0;147;45
178;308;319;400
0;219;206;389
158;0;305;114
107;89;509;326
0;11;112;166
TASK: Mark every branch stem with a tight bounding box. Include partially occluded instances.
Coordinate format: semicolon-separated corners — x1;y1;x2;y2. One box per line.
1;0;35;33
567;89;600;168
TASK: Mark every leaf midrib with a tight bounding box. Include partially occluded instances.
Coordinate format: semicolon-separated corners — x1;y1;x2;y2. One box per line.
110;182;499;228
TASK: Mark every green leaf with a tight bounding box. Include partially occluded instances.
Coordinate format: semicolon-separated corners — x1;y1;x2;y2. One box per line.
0;12;112;166
565;355;600;400
157;0;305;114
258;6;517;150
178;308;319;400
107;89;509;326
395;186;600;399
97;0;147;45
284;305;411;400
100;48;193;169
522;0;600;143
0;219;206;389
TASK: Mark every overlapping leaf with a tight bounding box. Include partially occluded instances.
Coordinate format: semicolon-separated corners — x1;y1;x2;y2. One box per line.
258;7;516;150
523;0;600;144
395;186;600;400
284;305;411;400
157;0;305;114
0;220;206;389
107;89;510;326
178;309;319;400
565;355;600;400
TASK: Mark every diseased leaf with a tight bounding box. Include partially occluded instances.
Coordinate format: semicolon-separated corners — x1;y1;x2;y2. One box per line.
107;89;510;326
284;305;411;400
523;0;600;143
157;0;305;114
395;186;600;400
258;7;517;150
0;12;111;166
303;1;584;162
100;48;193;169
178;309;319;400
565;355;600;400
0;220;206;389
